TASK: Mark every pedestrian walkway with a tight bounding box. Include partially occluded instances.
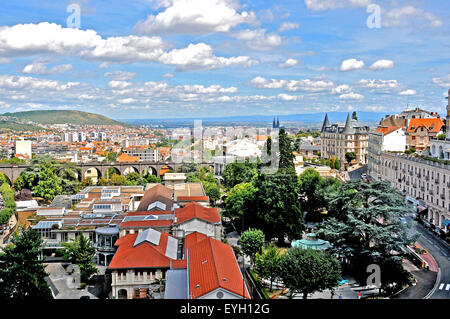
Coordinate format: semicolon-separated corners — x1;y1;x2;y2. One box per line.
437;283;450;292
411;242;438;272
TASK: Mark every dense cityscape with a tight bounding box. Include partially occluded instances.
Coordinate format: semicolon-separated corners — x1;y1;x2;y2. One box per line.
0;0;448;314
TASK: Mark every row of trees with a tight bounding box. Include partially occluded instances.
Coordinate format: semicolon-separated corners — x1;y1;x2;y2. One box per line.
0;178;16;225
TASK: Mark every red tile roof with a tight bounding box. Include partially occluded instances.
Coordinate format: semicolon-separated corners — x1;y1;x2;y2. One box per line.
108;232;175;269
407;118;444;133
174;202;220;224
177;196;210;202
188;237;249;299
185;231;207;249
376;126;403;136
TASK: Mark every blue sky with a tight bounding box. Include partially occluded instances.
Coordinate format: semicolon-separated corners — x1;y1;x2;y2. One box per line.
0;0;449;119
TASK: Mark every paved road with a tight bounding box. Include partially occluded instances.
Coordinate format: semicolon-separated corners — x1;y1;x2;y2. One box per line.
415;224;450;299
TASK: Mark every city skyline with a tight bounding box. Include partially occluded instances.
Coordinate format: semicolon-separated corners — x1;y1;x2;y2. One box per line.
0;0;449;119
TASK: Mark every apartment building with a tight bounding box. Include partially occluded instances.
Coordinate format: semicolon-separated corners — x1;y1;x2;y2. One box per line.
320;113;369;165
124;146;159;162
368;126;406;181
378;152;450;232
406;117;445;151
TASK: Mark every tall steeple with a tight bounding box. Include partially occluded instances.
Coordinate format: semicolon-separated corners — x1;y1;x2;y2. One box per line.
276;117;280;128
342;113;354;135
272;117;276;129
321;113;330;133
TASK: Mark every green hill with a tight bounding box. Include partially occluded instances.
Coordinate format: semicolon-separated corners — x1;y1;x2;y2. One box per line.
2;110;130;127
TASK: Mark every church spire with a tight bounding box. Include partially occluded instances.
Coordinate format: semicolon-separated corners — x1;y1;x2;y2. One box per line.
321;113;330;132
342;113;354;134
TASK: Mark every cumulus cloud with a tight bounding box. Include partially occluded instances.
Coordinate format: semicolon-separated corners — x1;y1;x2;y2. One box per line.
277;93;299;101
133;0;256;35
339;92;364;100
22;62;73;75
383;6;443;28
369;59;394;70
399;89;416;96
104;70;137;81
279;58;299;68
355;79;401;93
331;84;352;94
159;43;258;71
304;0;372;12
232;28;282;51
432;75;450;88
340;58;365;71
0;22;256;71
162;73;175;78
279;22;299;32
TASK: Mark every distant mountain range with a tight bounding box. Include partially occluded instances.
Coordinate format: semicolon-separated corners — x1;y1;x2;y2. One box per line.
121;111;386;128
1;110;130;128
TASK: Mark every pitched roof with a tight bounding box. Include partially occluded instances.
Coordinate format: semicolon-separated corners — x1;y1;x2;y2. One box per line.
376;126;403;136
117;153;139;163
407;118;444;133
174;202;220;224
188;237;249;299
136;184;174;211
108;230;178;269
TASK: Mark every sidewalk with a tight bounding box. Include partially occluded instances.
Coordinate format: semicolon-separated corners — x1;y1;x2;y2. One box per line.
409;242;439;272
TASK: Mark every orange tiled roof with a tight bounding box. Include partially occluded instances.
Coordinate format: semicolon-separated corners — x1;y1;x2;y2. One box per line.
188;237;249;299
407;118;444;133
174;202;220;224
108;232;175;269
376;126;403;136
117;153;139;163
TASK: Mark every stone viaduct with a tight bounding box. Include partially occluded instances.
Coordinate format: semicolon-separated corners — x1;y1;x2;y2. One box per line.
0;161;215;183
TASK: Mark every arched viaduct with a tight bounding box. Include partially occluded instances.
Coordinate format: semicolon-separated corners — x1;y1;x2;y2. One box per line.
0;161;215;183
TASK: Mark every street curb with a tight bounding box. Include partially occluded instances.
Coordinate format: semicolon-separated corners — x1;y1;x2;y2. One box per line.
423;267;441;299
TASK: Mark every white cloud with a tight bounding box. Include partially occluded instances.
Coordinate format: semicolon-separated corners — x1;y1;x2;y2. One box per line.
286;79;335;92
383;6;443;28
304;0;372;11
134;0;256;35
369;59;394;70
162;73;175;78
250;76;287;89
279;58;299;68
331;84;352;94
399;89;416;96
159;43;257;71
232;29;282;51
108;80;132;89
339;92;364;100
104;70;137;81
22;62;72;75
277;93;298;101
432;75;450;88
340;58;365;71
279;22;299;32
0;22;255;71
355;79;400;92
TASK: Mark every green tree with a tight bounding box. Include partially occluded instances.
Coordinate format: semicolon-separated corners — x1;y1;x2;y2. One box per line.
81;177;93;187
254;243;282;291
345;152;356;165
278;128;295;172
203;181;220;206
239;228;265;267
250;170;303;244
125;172;141;185
33;161;62;202
61;234;97;283
0;228;53;300
110;173;126;186
317;180;419;286
222;162;258;190
224;182;256;223
58;162;81;194
143;174;162;184
279;248;341;299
